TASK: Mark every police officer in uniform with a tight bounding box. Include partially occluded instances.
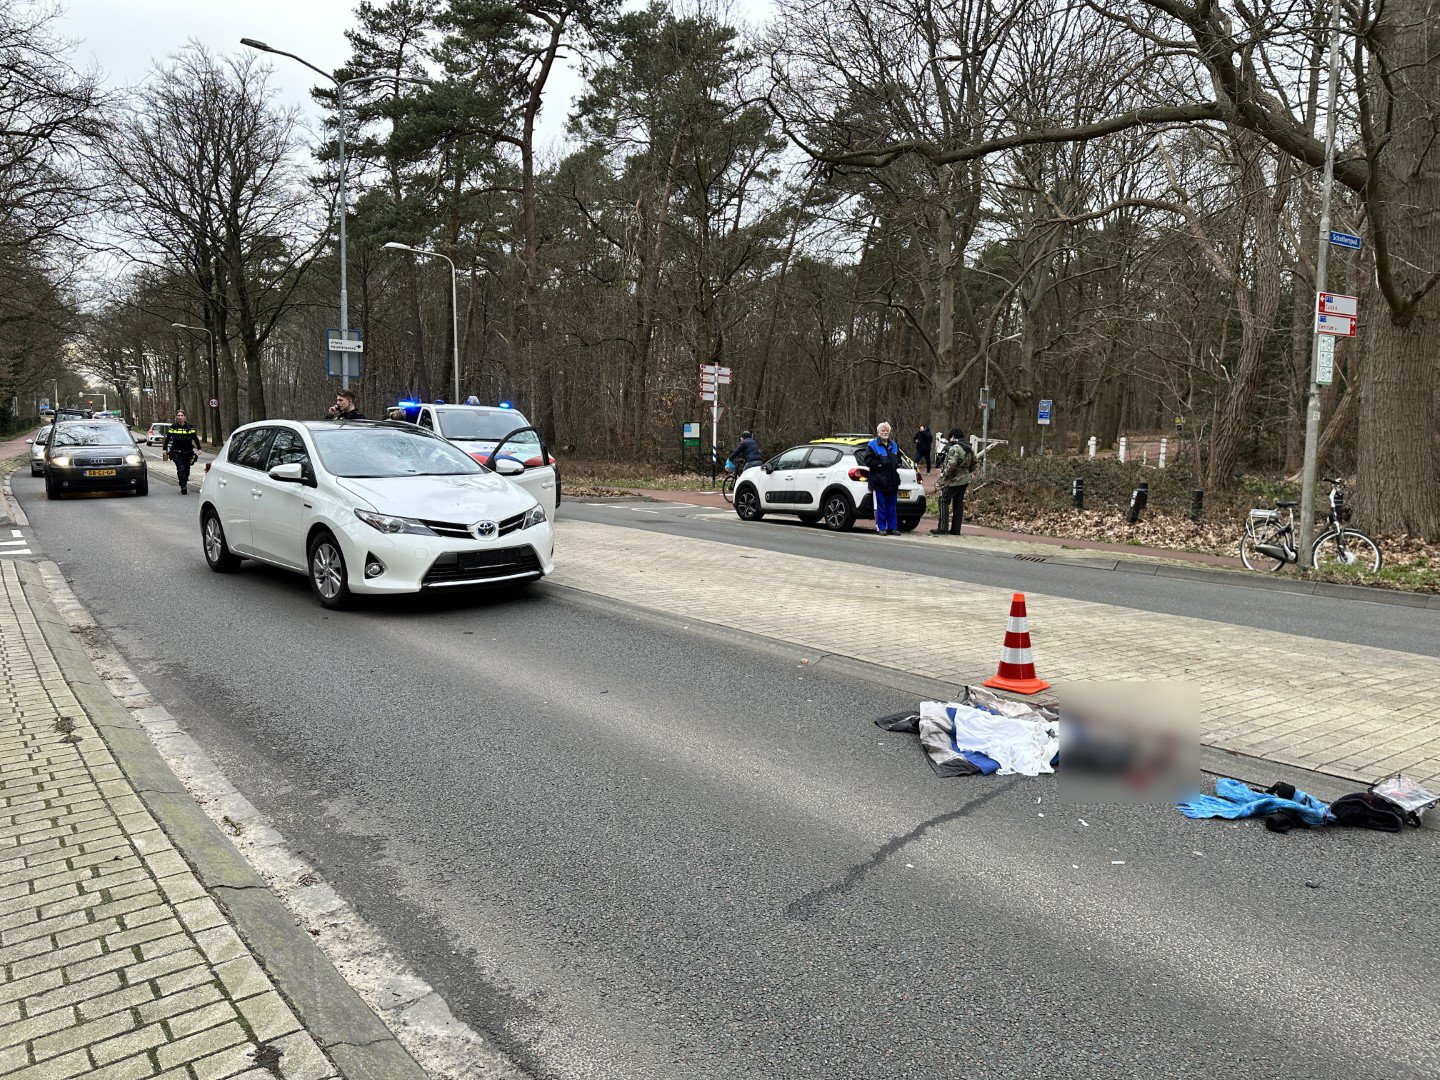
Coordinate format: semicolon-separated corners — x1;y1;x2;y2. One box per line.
163;410;201;494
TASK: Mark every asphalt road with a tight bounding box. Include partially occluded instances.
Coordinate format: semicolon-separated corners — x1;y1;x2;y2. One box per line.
564;499;1440;656
14;472;1440;1080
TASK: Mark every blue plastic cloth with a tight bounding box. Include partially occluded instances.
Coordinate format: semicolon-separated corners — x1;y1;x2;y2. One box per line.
1177;777;1332;825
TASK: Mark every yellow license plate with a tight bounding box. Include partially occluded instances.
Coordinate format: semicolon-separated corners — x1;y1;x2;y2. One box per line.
898;489;911;499
83;469;117;477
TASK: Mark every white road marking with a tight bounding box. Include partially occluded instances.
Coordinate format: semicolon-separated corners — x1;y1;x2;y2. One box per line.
0;539;27;547
0;549;32;557
9;530;20;538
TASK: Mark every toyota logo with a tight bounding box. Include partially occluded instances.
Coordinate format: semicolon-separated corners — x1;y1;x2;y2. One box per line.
470;520;498;540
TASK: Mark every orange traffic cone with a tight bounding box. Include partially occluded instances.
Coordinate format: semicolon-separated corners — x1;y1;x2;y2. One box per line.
982;592;1051;695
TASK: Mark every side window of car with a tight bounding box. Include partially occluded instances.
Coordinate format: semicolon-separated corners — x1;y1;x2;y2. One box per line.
265;430;311;472
228;428;275;471
416;410;435;431
805;447;842;470
771;447;810;470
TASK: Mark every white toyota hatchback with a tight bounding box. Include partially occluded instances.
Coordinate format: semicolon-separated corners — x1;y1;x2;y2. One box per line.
197;420;554;608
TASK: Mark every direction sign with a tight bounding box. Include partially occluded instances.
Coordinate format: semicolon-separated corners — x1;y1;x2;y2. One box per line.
1317;292;1358;318
326;328;363;379
700;375;731;386
1036;399;1052;426
1315;312;1356;337
1328;231;1362;251
701;392;717;402
701;364;731;377
1316;335;1335;386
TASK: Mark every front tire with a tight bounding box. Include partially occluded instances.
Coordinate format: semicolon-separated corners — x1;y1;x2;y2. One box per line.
821;491;857;532
734;485;764;521
44;475;60;500
897;516;922;533
135;479;149;496
202;511;242;572
1312;528;1382;573
308;532;352;609
30;464;42;477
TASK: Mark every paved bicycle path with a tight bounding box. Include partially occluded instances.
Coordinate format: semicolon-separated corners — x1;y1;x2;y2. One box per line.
549;518;1440;790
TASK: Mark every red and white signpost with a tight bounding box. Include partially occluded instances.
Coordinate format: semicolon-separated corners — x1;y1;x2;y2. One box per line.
701;364;732;482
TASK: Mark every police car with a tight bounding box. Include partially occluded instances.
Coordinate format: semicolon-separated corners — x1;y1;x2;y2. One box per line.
731;436;926;532
390;399;559;517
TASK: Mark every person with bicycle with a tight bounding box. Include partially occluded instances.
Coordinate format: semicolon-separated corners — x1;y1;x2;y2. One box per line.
728;431;762;475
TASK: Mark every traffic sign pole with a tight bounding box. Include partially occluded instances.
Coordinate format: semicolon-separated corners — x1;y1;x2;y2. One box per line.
1299;0;1344;570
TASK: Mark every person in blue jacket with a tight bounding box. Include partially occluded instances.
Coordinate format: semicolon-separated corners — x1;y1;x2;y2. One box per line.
861;421;903;535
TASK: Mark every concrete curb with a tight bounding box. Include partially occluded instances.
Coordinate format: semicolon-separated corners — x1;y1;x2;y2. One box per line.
15;559;429;1080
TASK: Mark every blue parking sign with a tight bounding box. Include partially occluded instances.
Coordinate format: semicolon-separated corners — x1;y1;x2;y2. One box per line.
1037;399;1053;426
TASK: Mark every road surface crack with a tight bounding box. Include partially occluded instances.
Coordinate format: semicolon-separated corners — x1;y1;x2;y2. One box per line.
784;780;1019;920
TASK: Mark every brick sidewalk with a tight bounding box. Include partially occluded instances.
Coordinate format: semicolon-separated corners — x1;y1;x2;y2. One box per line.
550;520;1440;788
0;561;340;1080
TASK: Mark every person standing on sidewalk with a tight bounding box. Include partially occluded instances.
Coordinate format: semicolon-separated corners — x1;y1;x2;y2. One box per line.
861;421;903;535
930;426;975;535
913;424;933;472
162;409;200;495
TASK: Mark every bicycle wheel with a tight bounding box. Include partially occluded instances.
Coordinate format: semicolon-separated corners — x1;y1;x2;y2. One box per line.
1240;525;1289;572
1312;528;1382;572
721;474;737;504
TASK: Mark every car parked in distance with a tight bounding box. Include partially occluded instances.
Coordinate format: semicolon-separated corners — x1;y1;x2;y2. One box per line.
732;437;926;532
146;422;171;446
198;420;554;608
43;420;149;499
27;425;52;476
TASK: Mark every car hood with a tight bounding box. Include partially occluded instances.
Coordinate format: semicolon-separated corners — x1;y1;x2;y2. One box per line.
334;473;536;521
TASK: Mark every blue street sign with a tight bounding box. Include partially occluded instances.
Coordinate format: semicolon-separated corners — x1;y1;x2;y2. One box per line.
1328;230;1362;250
1036;399;1053;426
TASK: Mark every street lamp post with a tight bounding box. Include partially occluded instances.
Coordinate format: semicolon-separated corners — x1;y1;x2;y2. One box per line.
383;242;460;403
171;323;220;442
1297;0;1345;569
241;38;431;391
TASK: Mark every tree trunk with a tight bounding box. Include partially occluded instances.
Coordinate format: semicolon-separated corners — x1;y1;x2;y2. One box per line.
1353;0;1440;535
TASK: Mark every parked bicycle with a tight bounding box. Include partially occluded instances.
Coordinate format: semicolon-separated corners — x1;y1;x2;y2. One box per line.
1240;478;1382;573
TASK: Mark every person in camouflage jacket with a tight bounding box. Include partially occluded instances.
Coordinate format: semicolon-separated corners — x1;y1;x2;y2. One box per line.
930;427;975;535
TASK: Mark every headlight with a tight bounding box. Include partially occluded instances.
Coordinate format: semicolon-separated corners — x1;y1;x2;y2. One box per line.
124;454;142;465
522;505;547;529
354;509;437;535
50;456;71;468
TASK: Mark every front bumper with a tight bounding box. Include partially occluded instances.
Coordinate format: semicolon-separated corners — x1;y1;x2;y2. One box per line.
48;463;147;491
335;517;556;595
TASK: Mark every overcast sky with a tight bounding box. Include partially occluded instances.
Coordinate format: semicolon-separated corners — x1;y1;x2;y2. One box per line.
57;0;772;153
59;0;585;150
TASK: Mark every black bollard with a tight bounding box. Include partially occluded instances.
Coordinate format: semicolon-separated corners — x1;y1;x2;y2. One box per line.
1126;482;1149;525
1190;489;1204;523
1072;477;1084;509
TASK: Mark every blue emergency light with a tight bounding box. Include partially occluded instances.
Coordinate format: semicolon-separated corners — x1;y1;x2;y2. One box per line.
499;400;513;409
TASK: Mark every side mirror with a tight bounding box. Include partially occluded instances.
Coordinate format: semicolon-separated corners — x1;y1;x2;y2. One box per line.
25;439;32;444
494;457;524;477
763;463;775;474
268;462;305;484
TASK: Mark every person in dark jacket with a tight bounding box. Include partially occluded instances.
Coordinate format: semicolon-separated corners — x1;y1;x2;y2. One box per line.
325;390;365;420
728;431;762;473
913;425;933;472
861;421;904;535
931;427;975;535
162;410;201;494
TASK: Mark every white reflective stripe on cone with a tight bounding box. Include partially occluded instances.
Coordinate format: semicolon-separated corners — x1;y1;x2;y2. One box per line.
1007;617;1029;633
1000;647;1032;665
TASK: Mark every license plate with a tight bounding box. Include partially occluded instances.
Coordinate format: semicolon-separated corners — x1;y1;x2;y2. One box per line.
83;469;117;477
898;489;911;499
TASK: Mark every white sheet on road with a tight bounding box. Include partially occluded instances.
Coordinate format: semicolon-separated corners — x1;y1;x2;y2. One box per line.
919;700;1059;776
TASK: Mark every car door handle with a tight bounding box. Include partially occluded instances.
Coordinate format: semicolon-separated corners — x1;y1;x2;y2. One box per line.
217;478;226;487
251;488;262;498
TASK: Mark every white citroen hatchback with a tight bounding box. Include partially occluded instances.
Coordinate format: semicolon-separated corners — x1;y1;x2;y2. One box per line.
197;420;553;608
